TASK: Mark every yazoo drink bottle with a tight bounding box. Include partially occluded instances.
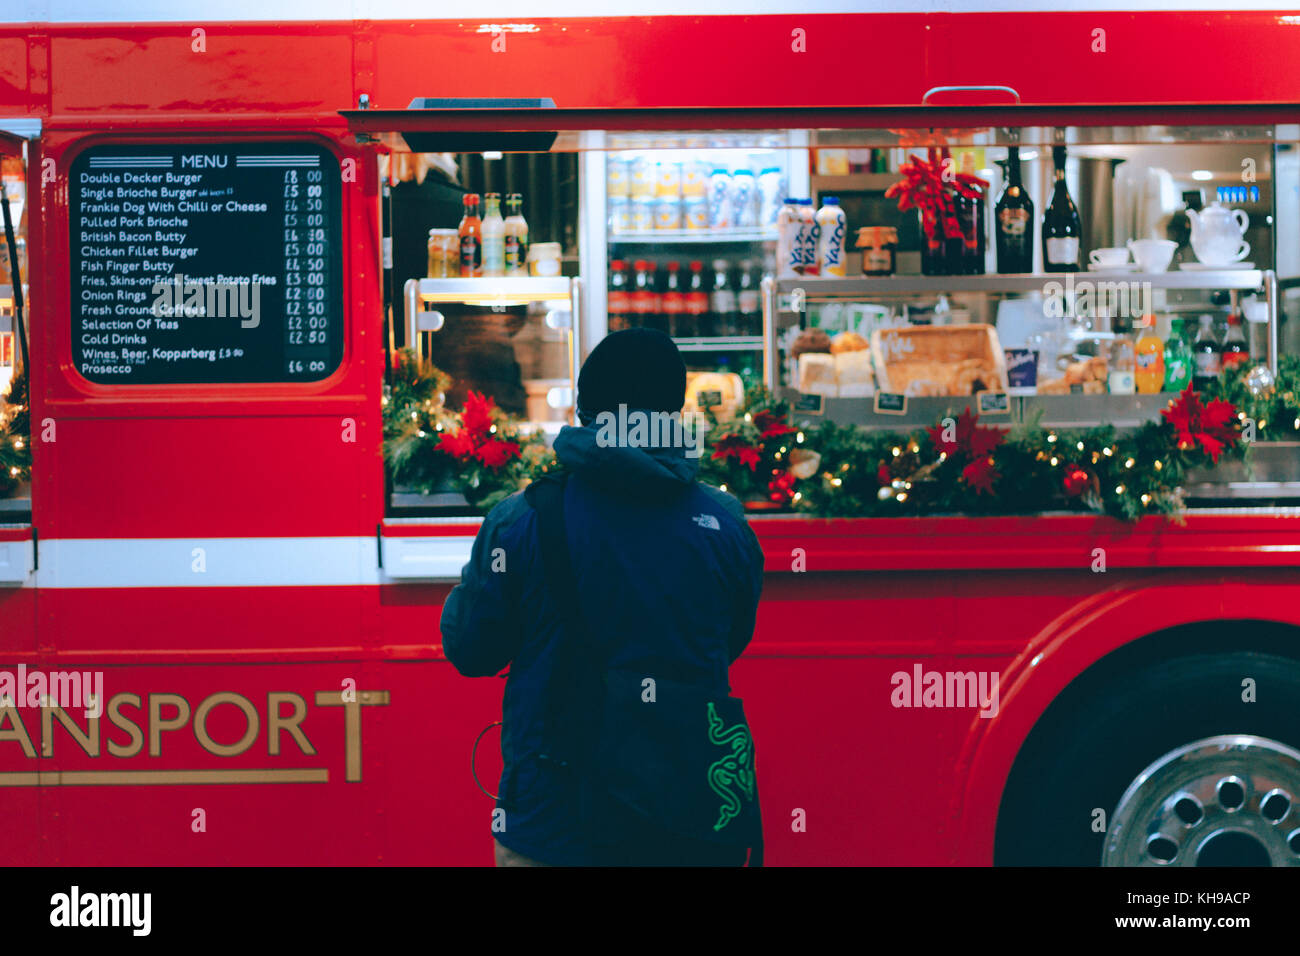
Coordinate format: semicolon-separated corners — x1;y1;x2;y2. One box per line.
797;200;821;276
776;200;802;278
815;197;846;277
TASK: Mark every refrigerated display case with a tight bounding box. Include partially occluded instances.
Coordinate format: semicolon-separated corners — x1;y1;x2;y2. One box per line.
578;129;809;383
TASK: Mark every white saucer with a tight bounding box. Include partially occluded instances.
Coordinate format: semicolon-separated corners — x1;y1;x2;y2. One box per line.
1179;261;1256;271
1087;262;1138;272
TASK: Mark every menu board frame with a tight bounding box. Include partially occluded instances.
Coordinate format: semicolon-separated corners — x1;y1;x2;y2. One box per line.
67;138;346;387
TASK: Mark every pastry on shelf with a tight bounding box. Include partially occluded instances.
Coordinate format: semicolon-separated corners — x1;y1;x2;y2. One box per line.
791;328;833;359
830;330;870;354
797;353;838;396
834;349;876;397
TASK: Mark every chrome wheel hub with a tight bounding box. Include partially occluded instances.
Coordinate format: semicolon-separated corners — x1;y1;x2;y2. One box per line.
1103;735;1300;866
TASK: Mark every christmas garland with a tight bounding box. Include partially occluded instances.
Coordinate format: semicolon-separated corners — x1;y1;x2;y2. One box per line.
0;369;31;497
696;386;821;507
700;384;1244;522
383;348;555;511
381;346;1254;522
1204;353;1300;441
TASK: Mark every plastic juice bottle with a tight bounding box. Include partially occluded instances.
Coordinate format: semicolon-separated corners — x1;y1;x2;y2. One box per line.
685;260;710;335
481;193;505;277
1134;314;1165;393
797;200;820;276
776;200;802;278
661;261;688;336
815;197;847;276
1163;318;1193;392
1192;315;1221;391
503;193;528;276
607;259;631;332
458;193;482;277
1221;313;1249;371
1108;330;1136;395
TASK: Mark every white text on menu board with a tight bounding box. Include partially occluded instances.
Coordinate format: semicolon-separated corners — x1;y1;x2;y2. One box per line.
75;150;330;379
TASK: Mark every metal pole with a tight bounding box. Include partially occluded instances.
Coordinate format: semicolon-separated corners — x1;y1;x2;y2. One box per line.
1266;269;1279;377
761;275;778;391
569;276;583;425
403;278;420;364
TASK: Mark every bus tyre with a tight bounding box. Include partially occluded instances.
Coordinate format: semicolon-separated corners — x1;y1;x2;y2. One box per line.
995;650;1300;866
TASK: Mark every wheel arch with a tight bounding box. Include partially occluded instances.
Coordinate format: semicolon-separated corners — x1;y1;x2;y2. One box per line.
950;577;1300;864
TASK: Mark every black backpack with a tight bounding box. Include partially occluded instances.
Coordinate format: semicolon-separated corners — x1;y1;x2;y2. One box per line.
524;473;764;866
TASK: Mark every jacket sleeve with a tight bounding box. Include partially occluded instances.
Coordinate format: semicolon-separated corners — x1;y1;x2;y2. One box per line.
728;519;765;663
439;493;530;677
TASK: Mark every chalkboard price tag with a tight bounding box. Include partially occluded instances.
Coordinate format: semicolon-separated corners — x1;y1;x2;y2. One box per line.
874;392;908;415
977;390;1011;415
69;141;344;385
1069;383;1085;395
793;392;824;415
697;389;722;410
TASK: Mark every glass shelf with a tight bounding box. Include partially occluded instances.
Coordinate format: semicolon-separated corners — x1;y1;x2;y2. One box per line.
776;271;1269;298
416;276;573;305
610;229;777;245
672;336;764;353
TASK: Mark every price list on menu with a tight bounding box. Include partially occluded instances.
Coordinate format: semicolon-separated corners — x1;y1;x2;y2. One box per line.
69;142;344;384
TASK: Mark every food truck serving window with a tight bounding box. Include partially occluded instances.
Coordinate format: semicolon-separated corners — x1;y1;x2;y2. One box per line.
70;142;344;384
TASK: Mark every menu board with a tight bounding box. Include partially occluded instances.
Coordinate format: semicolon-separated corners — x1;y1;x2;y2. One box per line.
70;142;344;384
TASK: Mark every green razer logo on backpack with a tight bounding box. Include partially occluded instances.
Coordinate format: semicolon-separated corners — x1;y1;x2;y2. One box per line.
706;702;755;831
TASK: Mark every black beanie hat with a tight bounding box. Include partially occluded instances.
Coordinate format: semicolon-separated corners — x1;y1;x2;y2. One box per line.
576;328;687;424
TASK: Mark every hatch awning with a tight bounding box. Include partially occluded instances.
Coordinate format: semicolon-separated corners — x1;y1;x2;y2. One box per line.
341;97;560;152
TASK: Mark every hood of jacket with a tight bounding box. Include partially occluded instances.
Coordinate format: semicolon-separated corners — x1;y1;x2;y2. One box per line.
552;414;699;496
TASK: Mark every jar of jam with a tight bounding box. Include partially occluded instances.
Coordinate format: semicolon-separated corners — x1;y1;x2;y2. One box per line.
856;226;898;276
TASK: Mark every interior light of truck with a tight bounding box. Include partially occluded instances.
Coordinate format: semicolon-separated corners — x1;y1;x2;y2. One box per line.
544;308;572;330
418;310;445;332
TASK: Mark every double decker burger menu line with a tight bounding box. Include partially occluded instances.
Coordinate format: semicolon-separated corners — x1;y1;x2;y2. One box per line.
70;142;344;384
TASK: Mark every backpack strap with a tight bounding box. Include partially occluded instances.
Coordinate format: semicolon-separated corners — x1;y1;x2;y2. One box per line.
524;473;597;769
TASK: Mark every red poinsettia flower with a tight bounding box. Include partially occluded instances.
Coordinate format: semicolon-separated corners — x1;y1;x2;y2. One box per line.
711;433;763;471
877;463;892;486
461;391;496;436
474;437;520;469
927;406;1004;459
752;409;796;441
1161;386;1239;463
437;428;477;459
961;456;999;495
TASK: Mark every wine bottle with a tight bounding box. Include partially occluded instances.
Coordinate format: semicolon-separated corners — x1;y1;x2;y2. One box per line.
995;147;1034;273
958;152;986;275
1042;145;1081;272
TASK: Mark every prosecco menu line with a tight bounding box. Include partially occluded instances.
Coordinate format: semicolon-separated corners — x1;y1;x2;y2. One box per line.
70;143;344;384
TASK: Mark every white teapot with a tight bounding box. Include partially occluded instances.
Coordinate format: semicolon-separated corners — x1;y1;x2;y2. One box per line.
1186;202;1250;265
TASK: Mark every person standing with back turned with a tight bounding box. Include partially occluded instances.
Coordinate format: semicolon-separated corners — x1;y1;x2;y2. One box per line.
440;328;766;867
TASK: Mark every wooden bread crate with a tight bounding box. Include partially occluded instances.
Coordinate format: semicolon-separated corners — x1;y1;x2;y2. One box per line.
870;324;1009;397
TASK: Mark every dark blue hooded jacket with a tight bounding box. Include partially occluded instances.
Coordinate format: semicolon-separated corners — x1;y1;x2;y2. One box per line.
440;422;765;865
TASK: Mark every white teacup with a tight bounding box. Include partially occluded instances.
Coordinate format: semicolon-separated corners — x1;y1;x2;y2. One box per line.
1127;238;1177;273
1088;247;1129;268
